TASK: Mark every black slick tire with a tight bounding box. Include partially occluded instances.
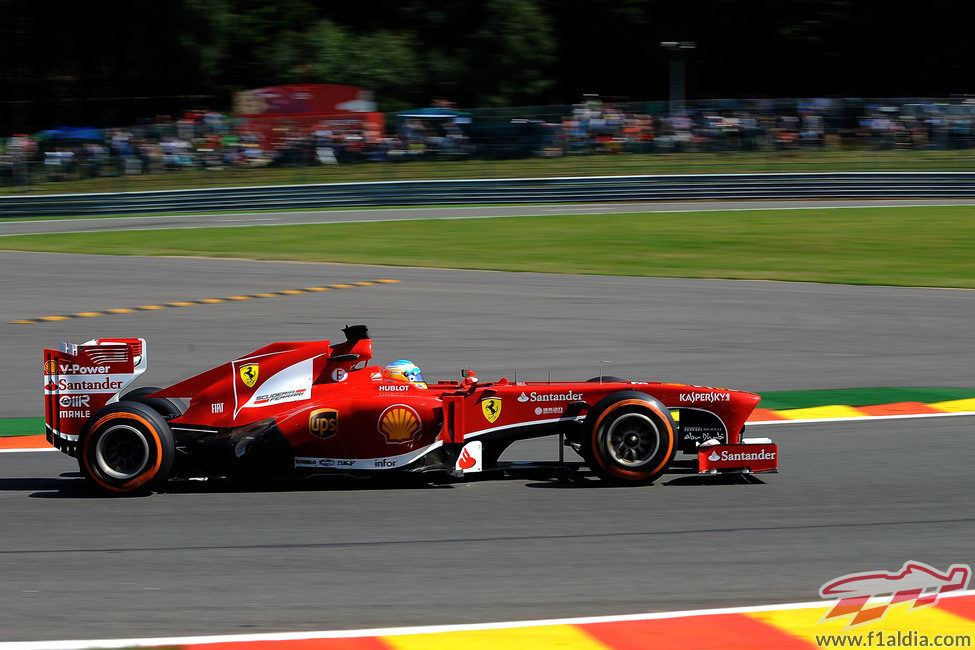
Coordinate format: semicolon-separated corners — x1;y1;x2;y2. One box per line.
581;390;677;485
78;401;175;495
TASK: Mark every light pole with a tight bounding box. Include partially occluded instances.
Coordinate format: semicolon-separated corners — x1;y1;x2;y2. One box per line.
660;41;696;116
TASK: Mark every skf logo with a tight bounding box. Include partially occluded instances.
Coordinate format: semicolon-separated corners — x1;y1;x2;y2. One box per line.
481;397;502;423
378;405;421;443
44;360;58;375
239;364;259;388
309;409;339;439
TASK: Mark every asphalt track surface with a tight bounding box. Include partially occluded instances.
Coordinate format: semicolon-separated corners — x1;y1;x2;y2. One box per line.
4;198;975;236
0;243;974;642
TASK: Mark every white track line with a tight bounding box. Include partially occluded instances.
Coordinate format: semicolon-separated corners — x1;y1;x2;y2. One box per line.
0;447;57;454
3;588;973;650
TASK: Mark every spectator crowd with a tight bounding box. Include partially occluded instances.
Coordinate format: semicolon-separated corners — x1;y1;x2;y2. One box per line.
3;99;975;186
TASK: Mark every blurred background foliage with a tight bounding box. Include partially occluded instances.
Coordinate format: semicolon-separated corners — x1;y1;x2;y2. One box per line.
1;0;972;131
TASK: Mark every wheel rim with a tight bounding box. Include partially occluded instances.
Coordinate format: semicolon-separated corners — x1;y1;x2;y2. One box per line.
94;424;150;480
605;413;661;466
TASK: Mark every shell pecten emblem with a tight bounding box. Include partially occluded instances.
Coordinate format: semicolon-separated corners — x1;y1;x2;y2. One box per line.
239;364;259;388
378;404;421;443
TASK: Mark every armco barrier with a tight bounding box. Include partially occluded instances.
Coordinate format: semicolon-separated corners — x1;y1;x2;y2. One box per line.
3;172;975;218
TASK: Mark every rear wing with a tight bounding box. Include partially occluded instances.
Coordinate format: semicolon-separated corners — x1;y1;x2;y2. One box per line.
43;338;147;456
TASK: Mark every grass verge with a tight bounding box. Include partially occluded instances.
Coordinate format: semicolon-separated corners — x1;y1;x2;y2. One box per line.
1;205;973;287
0;417;44;437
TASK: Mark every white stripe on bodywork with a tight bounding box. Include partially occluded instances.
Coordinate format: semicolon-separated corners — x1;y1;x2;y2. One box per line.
233;355;322;418
465;415;585;439
295;440;443;471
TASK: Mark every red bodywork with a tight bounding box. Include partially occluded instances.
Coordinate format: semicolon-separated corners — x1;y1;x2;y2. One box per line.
44;326;777;479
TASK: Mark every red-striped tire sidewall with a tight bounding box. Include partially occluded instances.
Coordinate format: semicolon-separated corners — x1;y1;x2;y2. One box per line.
79;402;174;494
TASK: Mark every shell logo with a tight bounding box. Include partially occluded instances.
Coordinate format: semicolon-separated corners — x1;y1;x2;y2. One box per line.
378;405;421;443
44;360;58;375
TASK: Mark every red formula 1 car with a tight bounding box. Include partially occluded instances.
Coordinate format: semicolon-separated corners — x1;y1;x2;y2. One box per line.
42;325;778;495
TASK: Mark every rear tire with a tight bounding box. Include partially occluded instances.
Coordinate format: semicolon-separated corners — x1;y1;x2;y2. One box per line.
78;401;175;495
582;391;677;485
121;386;185;420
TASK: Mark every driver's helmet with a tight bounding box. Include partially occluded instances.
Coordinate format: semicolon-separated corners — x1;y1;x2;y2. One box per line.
383;360;427;389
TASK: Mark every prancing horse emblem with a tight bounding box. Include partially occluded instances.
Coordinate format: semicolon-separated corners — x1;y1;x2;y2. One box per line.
481;397;502;423
239;363;259;388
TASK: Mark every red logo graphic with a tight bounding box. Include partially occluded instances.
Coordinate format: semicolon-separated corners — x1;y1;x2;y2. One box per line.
458;448;476;470
819;561;971;628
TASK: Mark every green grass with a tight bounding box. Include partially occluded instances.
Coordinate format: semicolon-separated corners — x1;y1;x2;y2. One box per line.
757;388;975;411
1;205;973;287
0;417;44;436
3;148;975;196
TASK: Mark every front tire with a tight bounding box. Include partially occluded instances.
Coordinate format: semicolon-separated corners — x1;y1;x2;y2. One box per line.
582;391;677;484
78;401;175;495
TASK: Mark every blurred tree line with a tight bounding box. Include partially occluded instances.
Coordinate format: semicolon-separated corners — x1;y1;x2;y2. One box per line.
1;0;972;133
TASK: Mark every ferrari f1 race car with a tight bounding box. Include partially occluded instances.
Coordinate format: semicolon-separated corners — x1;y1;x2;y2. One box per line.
42;325;778;495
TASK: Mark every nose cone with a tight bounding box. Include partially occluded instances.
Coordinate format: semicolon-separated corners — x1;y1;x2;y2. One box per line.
737;390;762;409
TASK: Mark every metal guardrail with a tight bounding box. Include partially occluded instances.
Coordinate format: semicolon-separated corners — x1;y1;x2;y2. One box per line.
3;172;975;218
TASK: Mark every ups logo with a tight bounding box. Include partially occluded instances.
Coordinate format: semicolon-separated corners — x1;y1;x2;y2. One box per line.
309;409;338;439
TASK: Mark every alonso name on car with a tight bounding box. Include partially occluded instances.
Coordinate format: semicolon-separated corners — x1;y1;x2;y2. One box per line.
517;390;584;403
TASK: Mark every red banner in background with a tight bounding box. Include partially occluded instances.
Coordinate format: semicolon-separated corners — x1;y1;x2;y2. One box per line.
233;85;384;149
233;84;376;117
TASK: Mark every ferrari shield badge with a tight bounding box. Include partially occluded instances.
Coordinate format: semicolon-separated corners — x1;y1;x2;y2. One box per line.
481;397;502;423
239;363;259;388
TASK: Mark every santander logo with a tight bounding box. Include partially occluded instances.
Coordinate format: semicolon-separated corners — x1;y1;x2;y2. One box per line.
458;448;476;470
